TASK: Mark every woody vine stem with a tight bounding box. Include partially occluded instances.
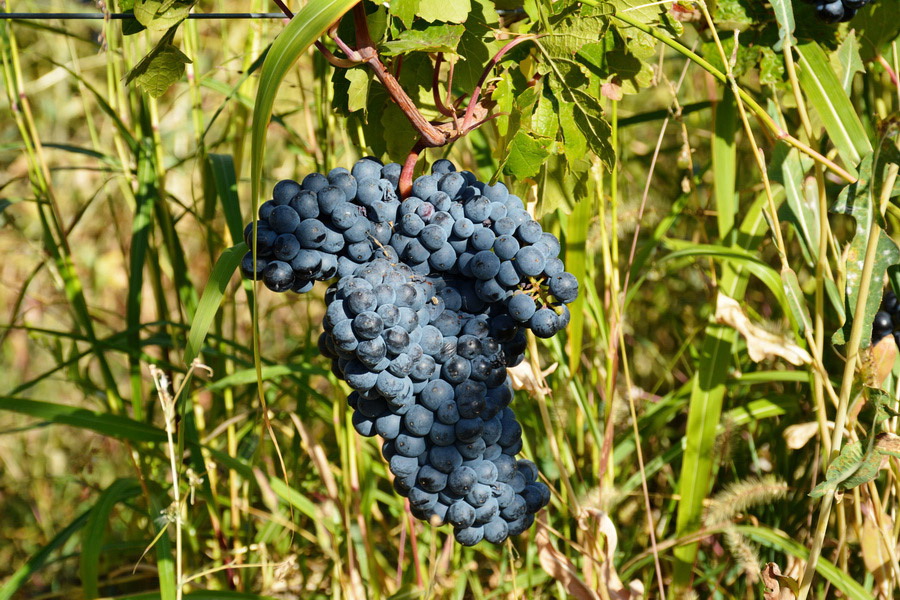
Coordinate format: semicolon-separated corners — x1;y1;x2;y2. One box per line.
272;0;534;196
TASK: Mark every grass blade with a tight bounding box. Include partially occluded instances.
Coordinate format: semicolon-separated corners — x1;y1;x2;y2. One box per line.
0;510;91;600
796;42;871;172
0;397;167;443
81;478;143;599
184;242;247;364
206;153;245;246
249;0;360;209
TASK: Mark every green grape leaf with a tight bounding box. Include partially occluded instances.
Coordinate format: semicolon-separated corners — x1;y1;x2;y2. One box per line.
417;0;471;23
390;0;419;28
449;0;500;91
608;0;666;24
125;26;191;98
854;0;900;62
531;90;560;140
831;147;900;347
493;76;514;137
122;10;147;35
557;95;587;160
503;131;552;179
868;389;900;425
381;103;419;162
809;440;881;497
346;69;371;113
380;24;465;55
134;0;194;31
759;46;786;85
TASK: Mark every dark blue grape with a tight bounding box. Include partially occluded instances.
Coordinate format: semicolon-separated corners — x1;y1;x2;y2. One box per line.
263;260;294;292
273;179;301;204
240;252;267;279
404;404;435;436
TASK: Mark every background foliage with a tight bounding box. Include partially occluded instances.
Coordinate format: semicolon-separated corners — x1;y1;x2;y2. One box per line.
2;0;900;598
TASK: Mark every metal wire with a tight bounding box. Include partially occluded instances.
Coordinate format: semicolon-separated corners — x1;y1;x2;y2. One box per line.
0;12;287;20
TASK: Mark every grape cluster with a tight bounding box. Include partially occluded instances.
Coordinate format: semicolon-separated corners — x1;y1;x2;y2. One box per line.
872;290;899;345
241;157;579;544
801;0;871;23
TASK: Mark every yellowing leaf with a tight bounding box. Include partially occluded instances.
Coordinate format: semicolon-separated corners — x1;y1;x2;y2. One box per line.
134;0;194;31
417;0;470;23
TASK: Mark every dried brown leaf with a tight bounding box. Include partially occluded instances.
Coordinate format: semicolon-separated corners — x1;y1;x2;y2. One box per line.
860;501;894;598
761;562;798;600
784;422;829;450
536;521;601;600
508;360;557;398
715;294;812;365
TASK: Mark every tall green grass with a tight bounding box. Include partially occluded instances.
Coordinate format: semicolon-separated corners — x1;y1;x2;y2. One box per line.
2;0;900;598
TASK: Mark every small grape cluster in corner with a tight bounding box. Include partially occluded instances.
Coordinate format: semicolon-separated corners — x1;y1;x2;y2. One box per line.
242;157;580;545
872;290;899;345
801;0;874;23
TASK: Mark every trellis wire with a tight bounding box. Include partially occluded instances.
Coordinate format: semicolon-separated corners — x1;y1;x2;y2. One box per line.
0;12;287;20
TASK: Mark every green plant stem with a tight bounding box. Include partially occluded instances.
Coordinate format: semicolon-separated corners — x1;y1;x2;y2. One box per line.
612;11;856;184
797;181;889;600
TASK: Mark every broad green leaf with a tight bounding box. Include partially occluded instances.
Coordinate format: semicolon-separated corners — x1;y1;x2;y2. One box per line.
531;90;560;140
854;0;900;61
796;42;871;174
122;10;147;35
493;76;514;137
134;0;194;31
782;267;813;336
570;88;613;166
809;440;881;497
831;150;900;346
608;0;665;24
345;68;371;113
380;24;464;55
771;138;818;266
250;0;360;217
770;0;796;51
416;0;470;23
759;46;786;85
503;131;552;179
448;0;500;91
382;103;419;161
673;192;773;584
389;0;419;27
81;479;143;599
831;33;865;96
557;95;587;160
868;389;900;425
713;88;737;238
184;243;247;363
125;26;191;98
